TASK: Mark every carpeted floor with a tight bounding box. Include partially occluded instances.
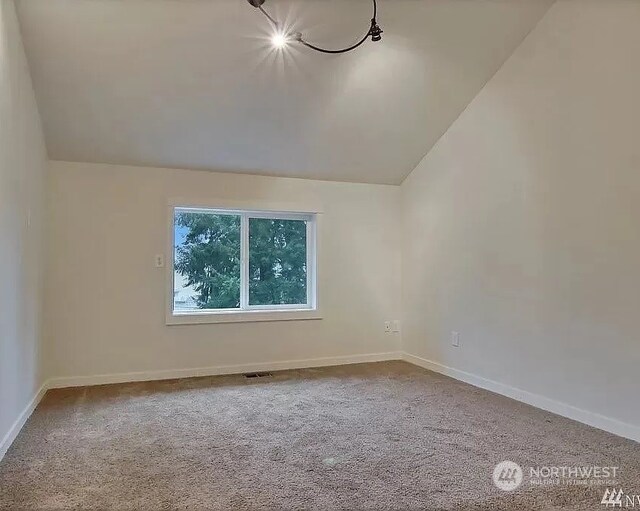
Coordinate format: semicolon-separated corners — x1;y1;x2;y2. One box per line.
0;361;638;510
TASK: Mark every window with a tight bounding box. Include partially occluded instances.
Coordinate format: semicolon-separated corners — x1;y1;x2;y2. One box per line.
169;206;318;323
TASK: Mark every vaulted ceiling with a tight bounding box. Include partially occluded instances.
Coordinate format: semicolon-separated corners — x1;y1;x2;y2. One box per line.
16;0;553;184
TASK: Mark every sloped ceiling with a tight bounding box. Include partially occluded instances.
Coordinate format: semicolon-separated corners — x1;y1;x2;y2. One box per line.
16;0;553;184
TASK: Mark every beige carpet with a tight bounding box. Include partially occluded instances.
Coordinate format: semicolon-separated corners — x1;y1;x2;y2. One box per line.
0;361;638;510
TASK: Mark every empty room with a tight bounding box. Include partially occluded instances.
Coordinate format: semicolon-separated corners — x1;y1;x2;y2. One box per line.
1;0;639;509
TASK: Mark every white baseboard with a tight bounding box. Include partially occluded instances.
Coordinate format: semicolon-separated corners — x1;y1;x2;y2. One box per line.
0;382;48;463
47;351;403;389
402;352;640;444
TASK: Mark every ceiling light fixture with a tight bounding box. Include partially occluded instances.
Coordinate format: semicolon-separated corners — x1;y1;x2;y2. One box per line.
247;0;382;54
271;32;288;49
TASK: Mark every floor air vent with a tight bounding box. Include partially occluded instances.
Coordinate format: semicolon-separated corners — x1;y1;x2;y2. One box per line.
243;372;273;379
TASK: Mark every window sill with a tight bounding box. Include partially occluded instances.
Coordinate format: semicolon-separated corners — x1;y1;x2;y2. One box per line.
166;308;323;325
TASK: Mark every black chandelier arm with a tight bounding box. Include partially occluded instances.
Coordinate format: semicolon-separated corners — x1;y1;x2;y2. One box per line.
295;0;377;54
258;5;279;29
255;0;380;54
297;30;371;54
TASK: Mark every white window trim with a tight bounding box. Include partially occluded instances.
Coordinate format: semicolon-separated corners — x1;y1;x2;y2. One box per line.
165;201;321;325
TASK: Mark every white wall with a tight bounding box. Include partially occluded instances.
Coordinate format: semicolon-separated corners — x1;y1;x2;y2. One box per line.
0;0;47;454
402;0;640;436
45;161;401;381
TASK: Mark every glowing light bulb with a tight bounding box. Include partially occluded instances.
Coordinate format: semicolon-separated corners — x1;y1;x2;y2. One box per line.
271;32;287;49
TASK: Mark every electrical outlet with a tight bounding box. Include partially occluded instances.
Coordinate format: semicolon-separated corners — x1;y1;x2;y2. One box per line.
451;331;460;347
384;321;391;333
392;320;401;333
155;254;164;268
